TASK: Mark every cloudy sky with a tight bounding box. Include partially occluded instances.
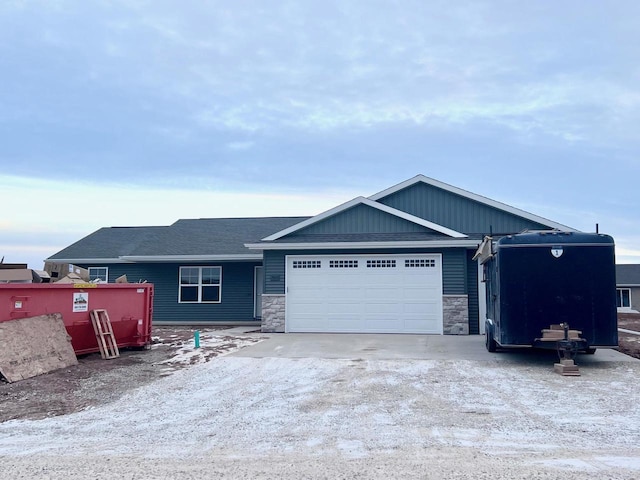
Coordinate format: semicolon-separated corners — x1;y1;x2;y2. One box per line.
1;1;639;269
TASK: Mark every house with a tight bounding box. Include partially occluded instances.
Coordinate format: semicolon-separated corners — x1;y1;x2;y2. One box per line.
47;175;575;334
615;264;640;312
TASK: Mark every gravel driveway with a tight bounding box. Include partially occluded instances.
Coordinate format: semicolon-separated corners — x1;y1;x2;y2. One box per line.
1;334;639;479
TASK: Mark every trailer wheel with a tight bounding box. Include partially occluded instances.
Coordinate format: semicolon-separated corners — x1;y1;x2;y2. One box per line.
584;348;597;355
485;324;497;353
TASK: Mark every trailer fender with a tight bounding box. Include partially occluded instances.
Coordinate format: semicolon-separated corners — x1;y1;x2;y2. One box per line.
485;320;497;353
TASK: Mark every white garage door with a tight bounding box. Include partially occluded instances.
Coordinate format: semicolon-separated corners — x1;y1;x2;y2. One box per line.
286;254;443;334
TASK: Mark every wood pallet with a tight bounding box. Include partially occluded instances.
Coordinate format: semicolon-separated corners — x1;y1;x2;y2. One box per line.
90;309;120;359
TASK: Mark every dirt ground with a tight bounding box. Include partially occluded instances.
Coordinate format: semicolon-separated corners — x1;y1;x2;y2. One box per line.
1;315;639;424
0;326;264;423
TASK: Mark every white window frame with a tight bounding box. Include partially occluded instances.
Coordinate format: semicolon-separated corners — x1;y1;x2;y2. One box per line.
617;288;631;308
178;266;222;303
88;267;109;283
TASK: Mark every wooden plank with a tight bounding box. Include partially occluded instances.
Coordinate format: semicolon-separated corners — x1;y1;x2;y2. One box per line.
0;313;78;383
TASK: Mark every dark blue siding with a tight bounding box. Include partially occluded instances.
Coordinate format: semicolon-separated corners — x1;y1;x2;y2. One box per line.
80;261;260;323
298;204;430;234
442;249;466;295
264;248;471;295
263;250;286;294
378;183;551;235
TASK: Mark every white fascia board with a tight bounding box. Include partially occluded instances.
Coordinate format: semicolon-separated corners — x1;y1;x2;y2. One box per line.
261;197;367;241
245;240;480;250
359;197;467;238
119;254;263;262
45;258;130;264
369;174;576;232
262;195;467;241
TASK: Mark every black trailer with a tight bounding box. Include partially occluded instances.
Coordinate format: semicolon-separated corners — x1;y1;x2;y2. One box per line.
478;231;618;353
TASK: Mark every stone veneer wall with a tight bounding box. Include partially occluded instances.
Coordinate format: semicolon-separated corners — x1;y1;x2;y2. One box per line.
261;294;286;333
443;295;469;335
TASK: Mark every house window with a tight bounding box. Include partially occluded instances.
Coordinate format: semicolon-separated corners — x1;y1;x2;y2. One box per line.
88;267;109;283
617;288;631;308
179;266;222;303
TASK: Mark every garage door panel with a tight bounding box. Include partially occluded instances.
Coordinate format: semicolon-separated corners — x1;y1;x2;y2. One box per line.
286;254;443;334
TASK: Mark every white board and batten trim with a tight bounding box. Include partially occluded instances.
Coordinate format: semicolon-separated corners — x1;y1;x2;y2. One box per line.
285;254;443;334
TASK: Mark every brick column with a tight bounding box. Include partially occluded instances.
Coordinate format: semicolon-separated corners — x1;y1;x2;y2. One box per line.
261;294;286;333
443;295;469;335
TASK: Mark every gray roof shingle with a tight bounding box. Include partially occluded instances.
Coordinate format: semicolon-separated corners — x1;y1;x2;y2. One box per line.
616;264;640;286
48;217;309;261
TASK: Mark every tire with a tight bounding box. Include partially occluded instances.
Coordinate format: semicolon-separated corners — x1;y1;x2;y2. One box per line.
485;323;497;352
584;347;597;355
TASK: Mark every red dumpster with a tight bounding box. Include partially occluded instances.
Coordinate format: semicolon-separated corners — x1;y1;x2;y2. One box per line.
0;283;153;355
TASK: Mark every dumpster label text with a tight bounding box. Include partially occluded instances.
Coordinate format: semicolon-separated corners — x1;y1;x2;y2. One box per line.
72;292;89;312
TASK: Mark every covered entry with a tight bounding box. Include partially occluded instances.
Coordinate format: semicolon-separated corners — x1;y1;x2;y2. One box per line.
285;254;443;333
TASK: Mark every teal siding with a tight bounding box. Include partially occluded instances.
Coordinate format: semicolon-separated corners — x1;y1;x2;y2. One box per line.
378;183;551;235
79;261;260;323
442;249;467;295
263;250;286;294
297;204;431;234
466;250;480;334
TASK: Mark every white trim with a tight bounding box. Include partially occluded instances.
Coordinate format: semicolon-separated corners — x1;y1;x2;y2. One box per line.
178;266;222;304
284;253;444;334
253;265;264;319
46;258;130;264
88;266;109;283
120;254;262;262
49;254;262;263
478;261;486;335
262;196;467;241
369;174;576;232
246;240;480;250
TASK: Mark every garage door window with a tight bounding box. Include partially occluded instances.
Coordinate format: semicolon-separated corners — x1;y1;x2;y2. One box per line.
366;259;396;268
293;260;322;269
329;260;358;268
179;266;222;303
405;259;436;268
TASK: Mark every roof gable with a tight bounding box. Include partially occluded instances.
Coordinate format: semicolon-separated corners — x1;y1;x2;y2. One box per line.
370;175;574;235
262;197;467;241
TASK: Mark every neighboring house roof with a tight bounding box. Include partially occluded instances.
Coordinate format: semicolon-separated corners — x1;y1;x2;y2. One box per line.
616;264;640;286
47;217;309;263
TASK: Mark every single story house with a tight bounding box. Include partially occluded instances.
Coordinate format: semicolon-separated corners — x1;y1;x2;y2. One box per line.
47;175;575;334
615;264;640;312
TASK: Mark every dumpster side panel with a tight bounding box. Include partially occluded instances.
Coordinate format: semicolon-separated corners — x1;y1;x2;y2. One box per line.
0;284;153;355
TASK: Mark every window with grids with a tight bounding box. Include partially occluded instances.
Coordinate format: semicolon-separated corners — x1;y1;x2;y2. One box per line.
88;267;109;283
617;288;631;308
292;260;322;269
179;266;222;303
366;259;396;268
405;259;436;268
329;260;358;268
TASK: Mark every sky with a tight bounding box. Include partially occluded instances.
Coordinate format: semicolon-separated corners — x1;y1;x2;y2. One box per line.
1;0;639;269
